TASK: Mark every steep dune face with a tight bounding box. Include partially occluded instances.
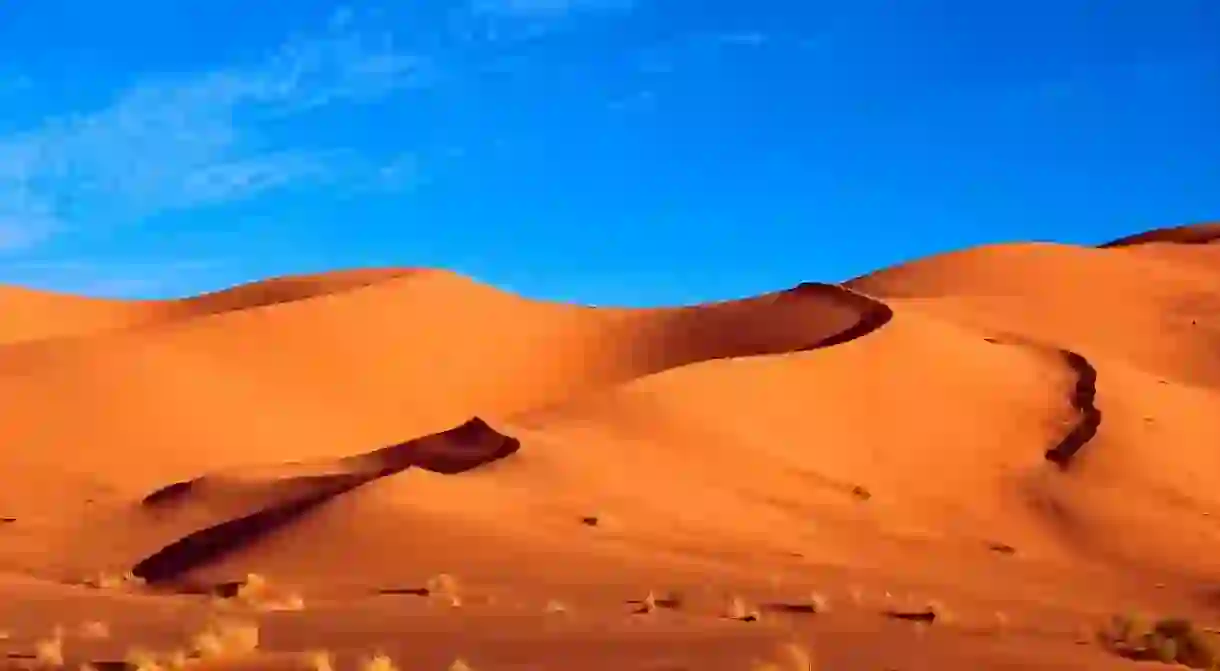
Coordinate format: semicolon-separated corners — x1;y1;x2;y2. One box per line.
2;223;1220;600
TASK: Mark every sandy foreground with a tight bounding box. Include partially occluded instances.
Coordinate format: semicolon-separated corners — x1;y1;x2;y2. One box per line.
1;224;1219;670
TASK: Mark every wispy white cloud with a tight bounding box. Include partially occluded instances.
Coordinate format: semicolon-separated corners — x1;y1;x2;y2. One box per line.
0;14;428;251
0;256;230;297
456;0;636;45
712;32;769;47
628;30;778;76
470;0;635;19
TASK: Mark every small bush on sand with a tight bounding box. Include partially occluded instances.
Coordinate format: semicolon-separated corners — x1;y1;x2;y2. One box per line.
726;595;760;622
360;653;398;671
304;650;334;671
124;648;165;671
189;617;259;660
426;573;461;607
214;573;304;612
1099;613;1218;669
34;626;64;667
232;573;268;602
85;571;145;590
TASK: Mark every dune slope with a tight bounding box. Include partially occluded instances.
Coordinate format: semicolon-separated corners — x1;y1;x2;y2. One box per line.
1;222;1219;613
846;241;1220;389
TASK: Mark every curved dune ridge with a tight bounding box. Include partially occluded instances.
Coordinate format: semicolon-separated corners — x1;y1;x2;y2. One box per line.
1099;220;1220;247
2;222;1220;605
0;268;417;345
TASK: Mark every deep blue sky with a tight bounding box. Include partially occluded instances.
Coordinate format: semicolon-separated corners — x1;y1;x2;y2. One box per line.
0;1;1216;305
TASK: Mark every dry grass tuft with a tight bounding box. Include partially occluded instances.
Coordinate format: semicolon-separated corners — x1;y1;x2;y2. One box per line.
426;573;461;607
189;617;259;660
85;571;144;590
124;647;166;671
232;574;264;602
1099;613;1219;669
925;599;953;624
750;642;815;671
360;652;398;671
635;591;658;615
213;573;306;612
123;647;190;671
303;650;334;671
35;626;65;667
726;595;760;622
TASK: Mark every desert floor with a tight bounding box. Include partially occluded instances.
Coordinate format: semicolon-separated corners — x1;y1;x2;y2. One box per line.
2;223;1220;670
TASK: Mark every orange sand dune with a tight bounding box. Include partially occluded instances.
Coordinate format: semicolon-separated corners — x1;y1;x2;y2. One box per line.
1100;220;1220;247
1100;222;1220;280
0;286;146;344
846;241;1220;388
2;223;1220;671
0;276;883;575
0;268;416;345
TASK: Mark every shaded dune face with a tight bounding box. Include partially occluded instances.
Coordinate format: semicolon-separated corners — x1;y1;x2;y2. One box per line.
1;222;1219;598
1099;221;1220;247
130;418;521;584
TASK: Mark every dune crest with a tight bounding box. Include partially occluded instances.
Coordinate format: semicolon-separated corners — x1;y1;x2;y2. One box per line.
1099;221;1220;247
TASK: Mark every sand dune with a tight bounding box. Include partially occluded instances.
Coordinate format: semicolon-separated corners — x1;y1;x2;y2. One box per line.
1100;220;1220;247
2;223;1220;670
0;269;416;347
0;287;147;344
847;241;1220;389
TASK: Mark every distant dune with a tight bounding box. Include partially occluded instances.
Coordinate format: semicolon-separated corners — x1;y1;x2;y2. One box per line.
1;223;1219;671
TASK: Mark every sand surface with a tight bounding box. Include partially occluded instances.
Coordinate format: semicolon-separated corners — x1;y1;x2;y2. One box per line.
2;223;1220;670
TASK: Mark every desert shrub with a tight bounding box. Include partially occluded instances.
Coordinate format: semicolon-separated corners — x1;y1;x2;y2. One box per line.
1100;613;1218;669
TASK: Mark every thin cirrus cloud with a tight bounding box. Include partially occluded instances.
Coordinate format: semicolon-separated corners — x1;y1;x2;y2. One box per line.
0;256;232;297
0;17;429;252
470;0;636;18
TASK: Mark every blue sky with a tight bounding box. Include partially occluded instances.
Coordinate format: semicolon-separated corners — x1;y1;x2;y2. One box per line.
0;0;1217;305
